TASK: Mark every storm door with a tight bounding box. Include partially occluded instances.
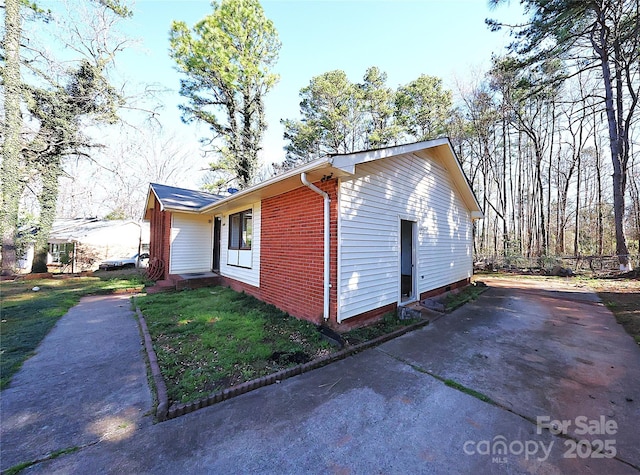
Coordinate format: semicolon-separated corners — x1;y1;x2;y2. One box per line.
213;217;221;272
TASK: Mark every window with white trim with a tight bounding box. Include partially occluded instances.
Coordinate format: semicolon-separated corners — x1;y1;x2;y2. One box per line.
227;209;252;267
228;209;252;250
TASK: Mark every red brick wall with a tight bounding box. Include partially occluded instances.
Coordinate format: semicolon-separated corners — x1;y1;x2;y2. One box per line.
334;277;471;331
260;179;338;326
335;303;398;332
148;200;171;280
219;276;262;300
217;273;470;331
418;277;470;301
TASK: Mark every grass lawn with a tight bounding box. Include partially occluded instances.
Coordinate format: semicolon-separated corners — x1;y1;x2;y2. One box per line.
584;277;640;345
135;287;333;404
0;270;150;389
136;286;431;405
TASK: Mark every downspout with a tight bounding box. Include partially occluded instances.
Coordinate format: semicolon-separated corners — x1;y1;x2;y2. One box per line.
301;172;331;322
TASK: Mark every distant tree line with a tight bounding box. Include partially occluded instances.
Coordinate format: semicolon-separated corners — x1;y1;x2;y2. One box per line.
479;0;638;269
278;68;451;170
453;60;639;266
266;59;639;266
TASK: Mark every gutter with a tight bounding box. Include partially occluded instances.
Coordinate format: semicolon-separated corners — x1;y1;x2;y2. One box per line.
301;172;331;322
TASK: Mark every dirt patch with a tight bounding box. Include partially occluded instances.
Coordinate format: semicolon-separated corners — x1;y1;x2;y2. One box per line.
478;273;640;345
269;351;311;365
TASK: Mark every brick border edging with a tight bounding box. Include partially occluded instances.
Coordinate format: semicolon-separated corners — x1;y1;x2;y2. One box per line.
136;310;430;421
135;308;170;421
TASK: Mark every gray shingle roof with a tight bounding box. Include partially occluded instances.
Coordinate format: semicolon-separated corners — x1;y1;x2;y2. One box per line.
150;183;223;212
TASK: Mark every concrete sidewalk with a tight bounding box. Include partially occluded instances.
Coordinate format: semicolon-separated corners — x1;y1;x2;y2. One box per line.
2;278;639;474
0;294;152;471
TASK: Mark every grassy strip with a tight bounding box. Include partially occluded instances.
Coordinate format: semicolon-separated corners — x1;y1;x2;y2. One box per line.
442;283;488;312
137;288;433;405
4;446;80;475
138;281;496;406
341;313;423;345
601;294;640;344
136;287;334;404
584;279;640;344
443;378;493;403
0;272;150;389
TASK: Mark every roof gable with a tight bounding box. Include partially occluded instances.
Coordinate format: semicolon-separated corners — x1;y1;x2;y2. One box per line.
329;138;452;172
330;138;482;217
144;139;482;219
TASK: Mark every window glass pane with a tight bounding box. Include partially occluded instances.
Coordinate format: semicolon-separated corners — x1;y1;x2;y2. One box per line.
229;214;240;249
242;211;252;249
228;209;252;253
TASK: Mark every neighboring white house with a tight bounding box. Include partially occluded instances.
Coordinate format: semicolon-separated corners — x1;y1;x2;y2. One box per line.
144;138;483;330
18;218;150;273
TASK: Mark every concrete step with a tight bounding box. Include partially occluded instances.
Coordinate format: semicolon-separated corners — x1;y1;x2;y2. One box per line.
145;274;221;294
145;279;178;294
175;276;221;290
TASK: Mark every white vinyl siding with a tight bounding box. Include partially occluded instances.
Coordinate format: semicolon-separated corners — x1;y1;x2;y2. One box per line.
220;202;261;287
169;214;213;274
338;151;472;321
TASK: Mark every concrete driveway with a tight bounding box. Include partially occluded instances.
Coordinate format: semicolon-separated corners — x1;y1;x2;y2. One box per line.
3;277;640;474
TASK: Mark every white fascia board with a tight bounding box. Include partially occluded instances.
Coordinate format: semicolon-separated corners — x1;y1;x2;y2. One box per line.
148;185;163;211
439;142;483;215
153;189;164;212
199;157;331;213
142;185;163;221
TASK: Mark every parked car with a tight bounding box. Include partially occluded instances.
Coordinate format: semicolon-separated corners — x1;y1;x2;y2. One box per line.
98;253;149;271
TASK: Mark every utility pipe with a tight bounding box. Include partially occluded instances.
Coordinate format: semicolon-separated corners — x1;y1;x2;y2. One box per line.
301;172;331;322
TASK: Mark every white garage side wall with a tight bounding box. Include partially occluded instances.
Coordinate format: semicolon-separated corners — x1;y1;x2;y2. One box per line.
219;202;261;288
338;152;473;321
169;214;213;274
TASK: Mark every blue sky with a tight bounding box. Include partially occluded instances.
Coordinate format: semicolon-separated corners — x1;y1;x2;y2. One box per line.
113;0;524;172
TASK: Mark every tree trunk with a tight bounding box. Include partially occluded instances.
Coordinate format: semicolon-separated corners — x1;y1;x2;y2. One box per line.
630;169;640;260
573;100;586;257
547;102;555;254
1;0;22;275
31;165;61;273
574;151;582;256
502;118;509;254
595;10;632;270
517;132;524;255
508;125;516;251
558;191;567;255
534;145;547;256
